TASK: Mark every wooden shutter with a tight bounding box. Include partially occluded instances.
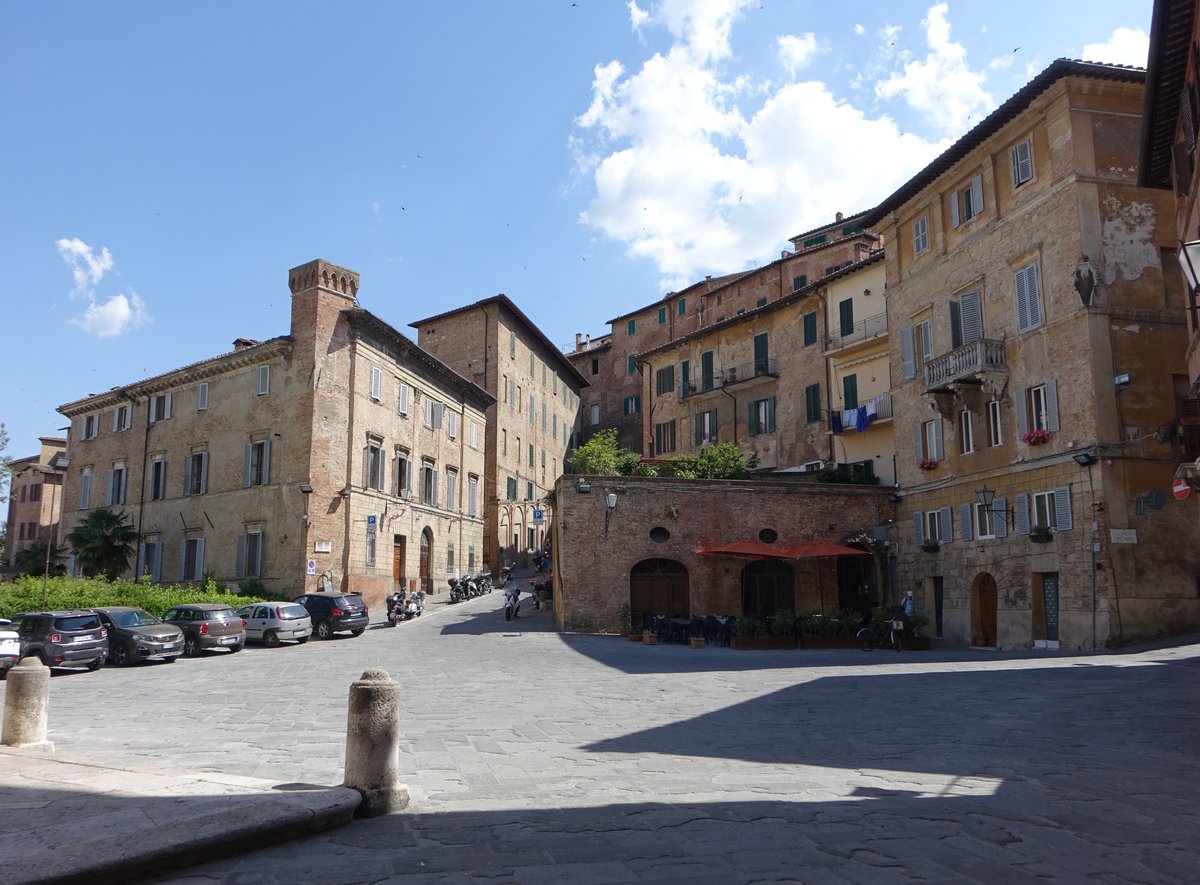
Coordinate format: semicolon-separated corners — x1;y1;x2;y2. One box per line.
959;504;974;541
1054;486;1073;531
754;333;768;365
236;534;247;579
105;469;114;506
938;507;953;543
150;543;161;583
1013;140;1032;185
919;320;933;363
803;312;816;345
79;473;90;509
839;299;854;337
970;175;983;216
694;413;704;445
843;374;857;410
747;402;757;437
1015;493;1030;535
1044;379;1059;431
913;513;925;545
179;540;188;580
932;419;944;460
244;444;253;487
901;327;916;380
961;291;983;342
398;383;410;415
914;423;924;459
1015;388;1028;439
949;190;960;228
994;497;1008;538
949;299;963;349
709;408;718;442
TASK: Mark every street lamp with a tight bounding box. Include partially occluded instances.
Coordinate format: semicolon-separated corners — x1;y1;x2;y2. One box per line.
604;492;618;535
974;485;1015;527
41;453;71;609
1073;451;1099;650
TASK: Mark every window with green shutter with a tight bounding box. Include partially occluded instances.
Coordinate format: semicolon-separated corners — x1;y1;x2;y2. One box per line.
627;319;636;335
658;307;666;324
678;298;686;316
701;351;714;390
793;274;807;290
839;299;854;337
806;384;821;423
803;312;817;346
506;476;517;500
843;374;858;410
627;354;637;374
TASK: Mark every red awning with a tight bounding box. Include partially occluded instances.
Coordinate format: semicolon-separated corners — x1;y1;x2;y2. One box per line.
695;539;869;559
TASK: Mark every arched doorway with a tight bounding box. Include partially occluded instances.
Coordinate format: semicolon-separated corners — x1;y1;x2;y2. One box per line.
629;559;689;627
742;560;795;618
419;528;433;595
970;572;998;647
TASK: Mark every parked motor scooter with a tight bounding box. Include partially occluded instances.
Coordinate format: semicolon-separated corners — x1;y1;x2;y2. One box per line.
447;577;465;604
499;562;515;583
503;583;521;621
386;591;405;626
530;575;552;610
477;571;494;594
403;591;424;620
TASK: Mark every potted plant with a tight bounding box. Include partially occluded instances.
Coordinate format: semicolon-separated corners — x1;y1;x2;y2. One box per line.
731;615;793;650
1021;429;1052;446
1029;524;1053;543
643;626;658;645
917;457;939;471
920;540;941;553
618;603;632;635
690;635;706;649
629;625;644;642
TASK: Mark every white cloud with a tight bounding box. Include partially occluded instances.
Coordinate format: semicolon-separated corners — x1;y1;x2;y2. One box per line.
874;3;993;136
55;237;149;337
55;237;114;297
777;33;819;75
70;292;149;338
1082;27;1149;67
574;2;944;289
854;23;864;36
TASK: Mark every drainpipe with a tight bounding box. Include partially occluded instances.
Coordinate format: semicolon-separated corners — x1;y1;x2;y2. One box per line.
344;328;358;592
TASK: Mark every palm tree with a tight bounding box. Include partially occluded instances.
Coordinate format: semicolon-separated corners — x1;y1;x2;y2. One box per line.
14;542;66;577
64;508;139;580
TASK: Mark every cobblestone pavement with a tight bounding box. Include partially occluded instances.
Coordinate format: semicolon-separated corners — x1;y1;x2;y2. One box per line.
14;588;1200;883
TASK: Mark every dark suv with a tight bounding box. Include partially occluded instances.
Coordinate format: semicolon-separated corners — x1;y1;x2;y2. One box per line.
92;607;184;666
12;611;108;671
292;592;369;640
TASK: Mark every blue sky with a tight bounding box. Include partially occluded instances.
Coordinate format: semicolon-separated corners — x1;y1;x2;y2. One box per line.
1;0;1152;460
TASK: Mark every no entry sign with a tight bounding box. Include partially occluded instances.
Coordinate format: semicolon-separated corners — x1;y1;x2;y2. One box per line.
1173;478;1191;501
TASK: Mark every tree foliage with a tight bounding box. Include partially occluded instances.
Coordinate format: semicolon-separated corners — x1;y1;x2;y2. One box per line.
569;429;647;476
64;508;140;581
0;574;272;620
13;542;66;577
667;442;757;480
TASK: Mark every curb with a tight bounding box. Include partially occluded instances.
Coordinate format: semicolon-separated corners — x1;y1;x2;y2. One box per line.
0;748;361;885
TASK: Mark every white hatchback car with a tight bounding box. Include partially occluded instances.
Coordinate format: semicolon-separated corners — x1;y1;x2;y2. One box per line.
0;618;19;677
237;603;312;647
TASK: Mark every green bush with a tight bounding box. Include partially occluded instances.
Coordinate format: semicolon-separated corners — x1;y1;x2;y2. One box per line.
0;575;272;619
769;609;795;637
734;615;767;637
799;608;863;637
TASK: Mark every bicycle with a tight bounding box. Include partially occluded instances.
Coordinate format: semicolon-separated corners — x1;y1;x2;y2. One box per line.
856;616;905;652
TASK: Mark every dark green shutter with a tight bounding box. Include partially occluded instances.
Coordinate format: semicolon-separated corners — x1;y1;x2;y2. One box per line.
754;333;768;372
748;401;757;436
701;351;714;390
694;413;704;445
843;374;858;410
839;299;854;337
803;312;816;345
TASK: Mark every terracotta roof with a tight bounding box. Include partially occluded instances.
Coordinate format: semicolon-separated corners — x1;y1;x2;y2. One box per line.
408;294;589;388
606;271;750;325
1140;0;1197;189
787;210;874;244
862;59;1146;227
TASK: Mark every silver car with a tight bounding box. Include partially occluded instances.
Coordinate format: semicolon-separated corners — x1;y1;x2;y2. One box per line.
237;603;312;647
0;619;19;677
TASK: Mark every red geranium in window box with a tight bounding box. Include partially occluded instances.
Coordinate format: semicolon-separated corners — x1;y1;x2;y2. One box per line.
917;458;939;471
1021;429;1052;446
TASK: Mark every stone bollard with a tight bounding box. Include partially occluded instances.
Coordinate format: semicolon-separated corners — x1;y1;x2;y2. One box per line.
342;668;409;817
2;658;54;752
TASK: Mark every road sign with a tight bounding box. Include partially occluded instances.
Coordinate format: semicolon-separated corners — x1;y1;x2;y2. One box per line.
533;509;545;524
367;515;377;525
307;560;317;575
1173;478;1191;501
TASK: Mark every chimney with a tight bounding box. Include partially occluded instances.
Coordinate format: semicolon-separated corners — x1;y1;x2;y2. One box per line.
835;211;844;223
585;334;590;348
232;338;260;352
575;333;582;349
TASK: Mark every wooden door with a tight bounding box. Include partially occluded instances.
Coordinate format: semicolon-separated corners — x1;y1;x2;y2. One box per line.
392;536;405;593
972;573;998;646
419;530;431;594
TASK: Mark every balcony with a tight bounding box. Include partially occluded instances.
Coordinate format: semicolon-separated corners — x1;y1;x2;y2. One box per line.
830;393;893;429
923;339;1007;391
682;357;778;399
823;312;887;351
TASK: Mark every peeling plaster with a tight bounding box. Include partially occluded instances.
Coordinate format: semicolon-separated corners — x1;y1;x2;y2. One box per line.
1101;196;1159;284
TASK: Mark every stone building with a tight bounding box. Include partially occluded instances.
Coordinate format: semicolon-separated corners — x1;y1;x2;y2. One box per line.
554;475;893;633
570;215;882;459
1141;0;1200;483
862;59;1200;650
410;296;587;568
2;436;67;578
56;259;491;610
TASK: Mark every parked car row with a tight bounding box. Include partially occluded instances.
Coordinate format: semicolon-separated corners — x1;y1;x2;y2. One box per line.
0;591;371;676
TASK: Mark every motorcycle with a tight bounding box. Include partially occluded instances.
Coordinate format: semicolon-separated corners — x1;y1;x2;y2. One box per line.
503;584;521;622
447;577;466;604
499;562;515;583
477;571;494;594
386;591;405;626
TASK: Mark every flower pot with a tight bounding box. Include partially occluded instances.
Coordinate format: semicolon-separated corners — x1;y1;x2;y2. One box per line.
630;633;644;642
690;637;705;649
1029;531;1053;543
730;635;794;650
643;633;658;645
921;543;940;553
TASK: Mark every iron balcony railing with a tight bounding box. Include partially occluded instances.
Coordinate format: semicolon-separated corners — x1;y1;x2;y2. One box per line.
823;311;887;351
923;339;1007;390
830;393;893;426
682;357;778;399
